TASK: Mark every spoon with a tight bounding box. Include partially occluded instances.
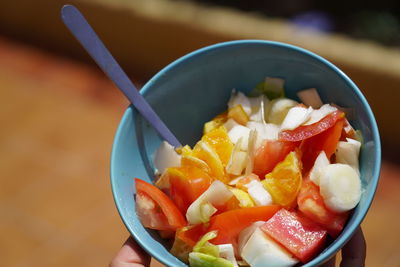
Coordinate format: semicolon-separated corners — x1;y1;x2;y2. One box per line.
61;5;181;147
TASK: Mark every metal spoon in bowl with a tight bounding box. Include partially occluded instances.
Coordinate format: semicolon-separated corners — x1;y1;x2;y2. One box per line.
61;5;181;147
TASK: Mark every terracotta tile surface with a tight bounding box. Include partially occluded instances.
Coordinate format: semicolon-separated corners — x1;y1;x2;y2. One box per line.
0;37;399;267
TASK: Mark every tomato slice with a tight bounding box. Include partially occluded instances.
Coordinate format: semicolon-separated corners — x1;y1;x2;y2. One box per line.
300;118;344;171
297;179;349;238
279;110;345;142
261;209;327;263
207;205;280;245
253;140;299;178
168;166;212;213
135;178;187;230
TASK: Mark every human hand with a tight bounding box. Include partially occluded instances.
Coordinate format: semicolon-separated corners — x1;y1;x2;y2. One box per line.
110;236;151;267
322;227;366;267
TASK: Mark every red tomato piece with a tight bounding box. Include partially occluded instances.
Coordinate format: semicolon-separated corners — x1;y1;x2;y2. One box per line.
253;140;299;178
261;209;327;263
279;110;345;142
135;178;187;230
168;167;212;213
176;223;209;247
208;205;280;245
300;118;344;171
297;179;349;238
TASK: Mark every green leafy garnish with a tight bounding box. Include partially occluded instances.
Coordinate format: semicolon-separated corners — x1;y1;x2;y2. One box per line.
249;77;285;99
189;252;234;267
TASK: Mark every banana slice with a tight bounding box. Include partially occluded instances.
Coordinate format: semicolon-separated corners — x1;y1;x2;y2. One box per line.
319;164;361;213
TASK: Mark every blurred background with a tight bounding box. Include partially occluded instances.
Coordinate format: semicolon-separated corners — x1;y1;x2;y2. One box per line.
1;0;400;266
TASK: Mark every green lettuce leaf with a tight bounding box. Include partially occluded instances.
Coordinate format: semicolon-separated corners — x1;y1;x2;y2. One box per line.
249;77;285;100
193;231;219;257
189;252;234;267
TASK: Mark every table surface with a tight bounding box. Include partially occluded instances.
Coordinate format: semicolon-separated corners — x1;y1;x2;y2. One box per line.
0;36;399;267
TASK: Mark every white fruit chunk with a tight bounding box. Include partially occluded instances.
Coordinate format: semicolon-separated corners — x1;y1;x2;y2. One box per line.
228;91;252;116
280;106;313;131
217;244;238;267
244;180;273;206
186;181;233;224
309;151;330;185
153;141;181;174
319;164;362;213
335;138;361;175
304;104;337;125
224;118;240;132
238;221;265;255
241;228;298;267
228;125;251;151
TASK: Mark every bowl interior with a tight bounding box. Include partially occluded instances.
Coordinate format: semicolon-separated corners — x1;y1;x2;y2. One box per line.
111;40;381;267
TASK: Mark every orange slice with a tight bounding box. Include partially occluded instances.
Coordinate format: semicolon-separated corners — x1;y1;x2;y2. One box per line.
203;112;227;134
201;126;233;166
262;150;302;208
181;155;211;174
176;145;193;156
192;140;226;182
228;104;249;125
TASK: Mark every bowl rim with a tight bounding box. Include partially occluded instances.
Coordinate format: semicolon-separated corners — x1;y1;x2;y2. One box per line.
111;39;381;266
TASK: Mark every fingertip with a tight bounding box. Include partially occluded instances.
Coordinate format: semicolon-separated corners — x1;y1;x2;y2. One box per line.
340;227;366;267
110;236;151;267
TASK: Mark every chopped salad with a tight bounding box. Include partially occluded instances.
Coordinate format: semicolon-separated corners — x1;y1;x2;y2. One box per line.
134;78;362;266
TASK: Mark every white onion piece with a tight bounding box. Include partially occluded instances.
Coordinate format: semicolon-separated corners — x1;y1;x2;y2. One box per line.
304;104;337;125
238;221;265;255
224;118;240;131
228;125;251;151
186;181;233;224
335;138;361;175
245;180;273;206
249;95;269;123
217;244;238;267
245;129;257;175
241;228;298;267
309;151;330;186
280;106;313;131
228;91;252;116
153;141;181;174
226;137;247;175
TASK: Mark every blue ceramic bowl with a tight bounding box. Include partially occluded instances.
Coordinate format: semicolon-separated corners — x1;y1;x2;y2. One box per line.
111;40;381;266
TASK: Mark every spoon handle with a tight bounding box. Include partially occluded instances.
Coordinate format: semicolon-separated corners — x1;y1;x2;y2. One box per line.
61;5;181;147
